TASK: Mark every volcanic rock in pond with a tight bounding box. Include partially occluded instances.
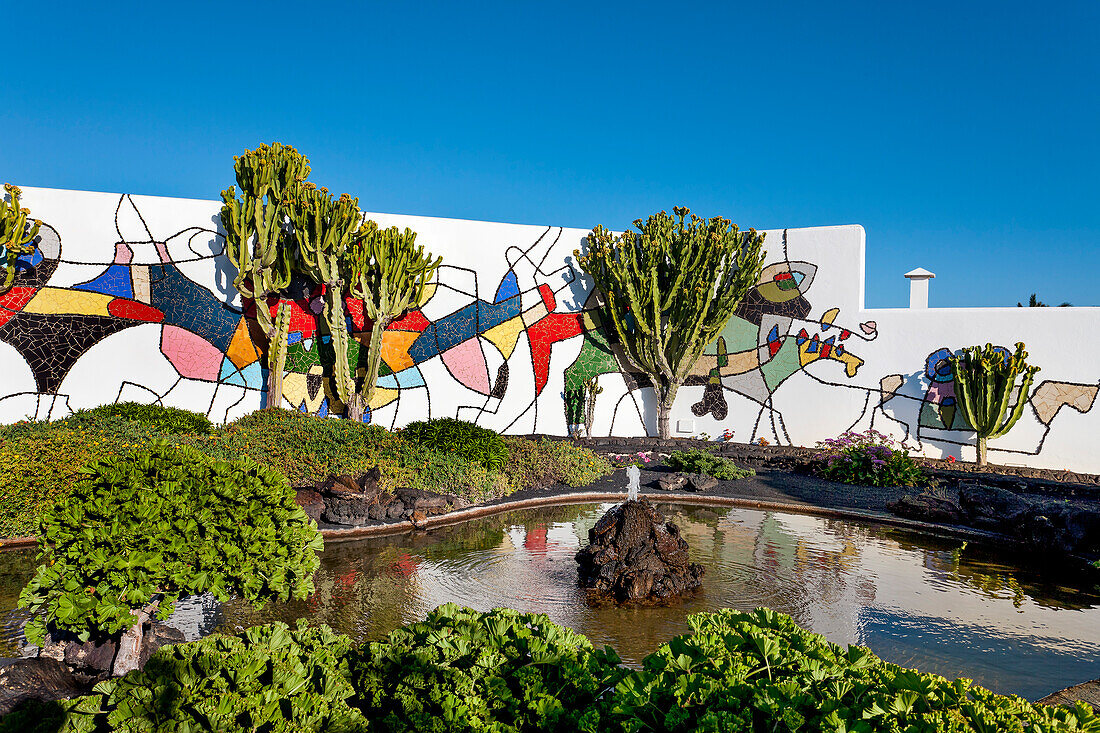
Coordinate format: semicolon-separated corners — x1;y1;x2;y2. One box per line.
575;499;704;602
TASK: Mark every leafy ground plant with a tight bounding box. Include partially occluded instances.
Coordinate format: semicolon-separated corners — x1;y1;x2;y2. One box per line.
3;622;365;733
665;449;755;480
18;441;322;674
3;607;1095;732
813;429;927;487
607;607;1098;732
350;603;625;732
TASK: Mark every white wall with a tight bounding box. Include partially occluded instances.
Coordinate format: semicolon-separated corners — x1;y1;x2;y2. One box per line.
3;186;1097;473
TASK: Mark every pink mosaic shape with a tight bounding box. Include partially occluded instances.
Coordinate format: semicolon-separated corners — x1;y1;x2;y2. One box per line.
160;325;224;381
440;337;490;395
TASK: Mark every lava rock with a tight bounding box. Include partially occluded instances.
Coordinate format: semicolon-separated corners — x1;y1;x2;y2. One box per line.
63;636;118;677
395;488;451;515
887;494;966;524
386;500;406;520
575;499;704;602
0;658;87;716
317;474;362;497
656;473;688;491
295;488;324;524
958;484;1033;529
359;466;382;493
323;493;373;526
685;473;718;492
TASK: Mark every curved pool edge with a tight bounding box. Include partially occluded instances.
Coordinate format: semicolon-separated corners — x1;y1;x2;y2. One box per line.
0;490;1017;552
318;490;1013;546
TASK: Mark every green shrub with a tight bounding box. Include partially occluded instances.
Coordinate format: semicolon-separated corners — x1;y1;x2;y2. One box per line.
18;441;322;647
501;437;613;488
0;416;160;539
350;603;624;732
43;622;365;733
0;410;613;540
813;429;927;487
190;408;389;486
401;418;510;472
665;449;755;480
607;607;1098;732
69;402;214;435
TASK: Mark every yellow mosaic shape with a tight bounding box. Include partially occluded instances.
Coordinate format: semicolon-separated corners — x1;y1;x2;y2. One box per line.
483;316;524;358
22;287;113;316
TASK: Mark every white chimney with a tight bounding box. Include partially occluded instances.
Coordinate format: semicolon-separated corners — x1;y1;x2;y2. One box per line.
905;268;935;309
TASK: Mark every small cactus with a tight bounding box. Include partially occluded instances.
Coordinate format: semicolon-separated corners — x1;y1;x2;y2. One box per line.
583;376;603;438
1;184;41;296
948;342;1040;466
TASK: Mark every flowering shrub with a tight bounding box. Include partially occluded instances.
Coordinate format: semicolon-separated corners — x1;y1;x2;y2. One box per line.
813;430;927;487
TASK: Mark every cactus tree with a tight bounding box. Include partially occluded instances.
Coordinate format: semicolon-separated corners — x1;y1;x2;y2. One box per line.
948;342;1040;466
576;208;766;439
220;144;308;408
343;222;442;422
288;185;364;417
1;184;41;296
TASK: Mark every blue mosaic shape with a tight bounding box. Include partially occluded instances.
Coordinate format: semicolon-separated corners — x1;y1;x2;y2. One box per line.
76;264;133;298
494;270;519;303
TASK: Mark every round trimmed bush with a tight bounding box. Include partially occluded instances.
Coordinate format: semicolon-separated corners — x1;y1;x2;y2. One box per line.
18;441;322;647
69;402;214;435
400;418;509;472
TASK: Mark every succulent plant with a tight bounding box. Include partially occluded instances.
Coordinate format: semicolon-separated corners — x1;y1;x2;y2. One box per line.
1;184;41;296
575;207;766;439
220;144;310;408
949;342;1040;466
342;222;442;421
288;185;364;413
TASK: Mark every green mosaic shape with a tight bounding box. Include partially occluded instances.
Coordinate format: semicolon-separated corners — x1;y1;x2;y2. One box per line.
760;338;801;393
285;340;322;374
564;327;619;391
710;315;758;355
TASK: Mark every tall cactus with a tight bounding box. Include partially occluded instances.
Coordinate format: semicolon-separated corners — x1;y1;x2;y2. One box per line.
288;185;364;414
343;222;442;422
948;342;1040;466
220;144;308;408
575;207;766;439
268;301;293;409
1;184;41;296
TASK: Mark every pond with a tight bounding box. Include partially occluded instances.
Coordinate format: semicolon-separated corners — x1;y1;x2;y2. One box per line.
3;502;1099;701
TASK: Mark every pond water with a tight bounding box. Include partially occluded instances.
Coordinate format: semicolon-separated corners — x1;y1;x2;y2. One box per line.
3;502;1099;701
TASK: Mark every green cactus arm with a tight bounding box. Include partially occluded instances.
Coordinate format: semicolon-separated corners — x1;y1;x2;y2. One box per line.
1;184;42;296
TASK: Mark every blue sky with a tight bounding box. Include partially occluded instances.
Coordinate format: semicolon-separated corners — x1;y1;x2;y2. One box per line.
2;1;1097;307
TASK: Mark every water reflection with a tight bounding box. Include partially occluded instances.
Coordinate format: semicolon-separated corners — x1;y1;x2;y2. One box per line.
2;503;1098;700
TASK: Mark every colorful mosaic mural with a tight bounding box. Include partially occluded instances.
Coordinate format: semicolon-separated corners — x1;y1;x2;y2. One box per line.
3;187;1097;472
0;195;593;429
866;346;1100;460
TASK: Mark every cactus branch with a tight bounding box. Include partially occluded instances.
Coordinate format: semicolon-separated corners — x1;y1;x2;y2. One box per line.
1;184;41;296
